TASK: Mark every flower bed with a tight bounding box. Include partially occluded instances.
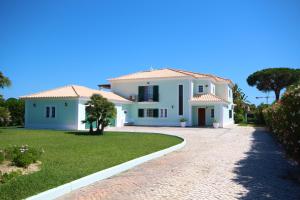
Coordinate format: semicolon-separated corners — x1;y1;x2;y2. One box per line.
0;145;43;184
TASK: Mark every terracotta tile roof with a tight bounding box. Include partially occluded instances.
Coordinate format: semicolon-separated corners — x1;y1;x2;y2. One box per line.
191;93;229;103
108;68;233;85
108;68;188;81
20;85;131;102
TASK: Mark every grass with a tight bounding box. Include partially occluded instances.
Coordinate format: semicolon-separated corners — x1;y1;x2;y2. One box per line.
0;128;182;200
238;123;265;127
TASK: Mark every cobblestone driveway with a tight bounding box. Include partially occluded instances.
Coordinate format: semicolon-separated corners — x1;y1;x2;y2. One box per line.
58;125;300;200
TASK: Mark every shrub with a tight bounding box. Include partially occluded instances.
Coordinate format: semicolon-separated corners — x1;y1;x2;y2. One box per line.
0;170;22;184
0;150;4;164
179;118;187;122
263;84;300;161
254;103;269;125
234;113;245;123
5;145;43;168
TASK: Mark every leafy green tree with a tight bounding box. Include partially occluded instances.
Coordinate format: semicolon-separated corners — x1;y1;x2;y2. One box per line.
0;107;11;126
247;68;300;101
232;84;249;123
82;103;97;134
82;94;116;135
5;98;25;126
0;71;11;127
0;72;11;89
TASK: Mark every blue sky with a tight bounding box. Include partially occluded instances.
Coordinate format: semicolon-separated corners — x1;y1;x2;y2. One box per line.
0;0;299;105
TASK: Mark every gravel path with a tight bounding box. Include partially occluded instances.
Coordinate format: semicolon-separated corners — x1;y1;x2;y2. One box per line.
58;125;300;200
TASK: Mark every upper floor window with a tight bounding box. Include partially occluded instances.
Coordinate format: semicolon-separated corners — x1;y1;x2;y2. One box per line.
228;89;232;98
138;85;159;102
198;85;204;93
212;85;215;94
229;110;232;118
46;106;56;118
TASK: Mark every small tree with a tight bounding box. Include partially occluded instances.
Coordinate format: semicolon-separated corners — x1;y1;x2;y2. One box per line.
232;84;250;123
0;107;11;126
0;71;11;127
247;68;300;101
82;94;116;135
5;98;25;126
82;103;97;134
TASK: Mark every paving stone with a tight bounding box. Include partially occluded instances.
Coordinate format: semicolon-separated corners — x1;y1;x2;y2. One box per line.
58;125;300;200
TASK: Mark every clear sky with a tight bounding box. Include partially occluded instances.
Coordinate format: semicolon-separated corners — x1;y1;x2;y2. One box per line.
1;0;299;105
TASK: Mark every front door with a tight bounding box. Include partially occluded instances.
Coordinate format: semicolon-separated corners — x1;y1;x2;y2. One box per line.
198;108;206;126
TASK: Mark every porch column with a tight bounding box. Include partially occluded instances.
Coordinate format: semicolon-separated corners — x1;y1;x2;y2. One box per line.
215;104;224;127
188;80;194;126
188;104;192;126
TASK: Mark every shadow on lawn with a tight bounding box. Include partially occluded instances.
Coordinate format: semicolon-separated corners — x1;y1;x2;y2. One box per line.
65;131;102;136
233;128;300;200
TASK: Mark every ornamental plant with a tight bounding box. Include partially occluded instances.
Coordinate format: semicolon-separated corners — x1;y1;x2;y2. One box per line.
263;83;300;161
5;145;43;168
179;118;187;122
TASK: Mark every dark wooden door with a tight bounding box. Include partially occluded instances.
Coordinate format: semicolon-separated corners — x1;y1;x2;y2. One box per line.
198;108;206;126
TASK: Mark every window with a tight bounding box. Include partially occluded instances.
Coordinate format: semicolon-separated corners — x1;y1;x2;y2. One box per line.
46;107;50;118
138;85;159;102
146;109;159;118
138;109;144;118
51;107;55;118
229;110;232;118
160;109;168;118
46;106;55;118
198;85;204;93
147;109;154;117
179;85;183;115
211;109;214;118
212;85;215;94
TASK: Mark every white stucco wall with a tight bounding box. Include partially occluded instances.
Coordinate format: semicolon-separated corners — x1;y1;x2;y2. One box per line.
111;78;191;126
24;98;79;130
221;103;234;127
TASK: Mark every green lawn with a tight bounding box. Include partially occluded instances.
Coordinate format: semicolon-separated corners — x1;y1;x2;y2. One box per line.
238;123;265;127
0;128;182;200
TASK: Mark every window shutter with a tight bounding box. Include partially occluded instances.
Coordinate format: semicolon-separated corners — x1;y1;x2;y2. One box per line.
138;86;144;102
138;109;144;118
153;109;159;118
153;86;159;102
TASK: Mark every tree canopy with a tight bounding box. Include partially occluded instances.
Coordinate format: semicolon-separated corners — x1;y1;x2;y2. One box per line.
0;72;11;89
232;84;250;123
247;68;300;101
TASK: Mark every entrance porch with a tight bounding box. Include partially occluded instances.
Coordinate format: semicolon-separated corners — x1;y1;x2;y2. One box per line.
191;106;215;127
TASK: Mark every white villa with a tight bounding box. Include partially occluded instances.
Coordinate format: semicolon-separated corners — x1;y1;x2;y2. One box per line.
21;68;234;130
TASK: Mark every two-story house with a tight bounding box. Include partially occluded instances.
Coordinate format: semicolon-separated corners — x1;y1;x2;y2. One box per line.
108;68;234;127
21;68;234;130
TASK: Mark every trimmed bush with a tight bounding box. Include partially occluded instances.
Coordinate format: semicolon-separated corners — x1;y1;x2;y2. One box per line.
5;145;43;168
263;84;300;161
